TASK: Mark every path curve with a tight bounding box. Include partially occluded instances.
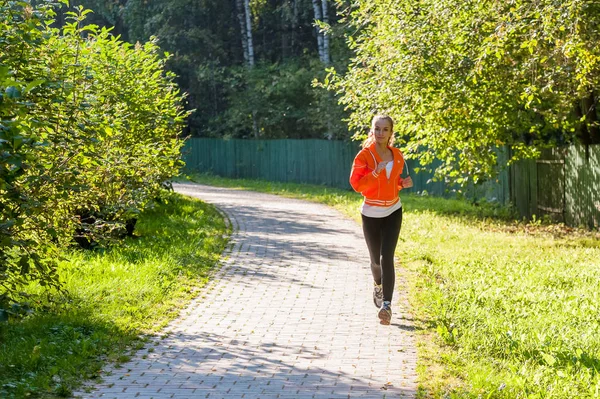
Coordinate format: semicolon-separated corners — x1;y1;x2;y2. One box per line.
75;183;418;399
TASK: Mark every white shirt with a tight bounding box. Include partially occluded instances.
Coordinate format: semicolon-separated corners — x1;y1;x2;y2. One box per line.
360;199;402;218
385;161;393;178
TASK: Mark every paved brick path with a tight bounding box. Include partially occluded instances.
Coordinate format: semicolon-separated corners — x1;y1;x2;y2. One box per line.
74;183;417;399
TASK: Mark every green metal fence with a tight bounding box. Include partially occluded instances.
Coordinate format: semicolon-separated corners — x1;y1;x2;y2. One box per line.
182;138;476;197
510;145;600;229
182;138;360;189
566;145;600;228
182;138;599;229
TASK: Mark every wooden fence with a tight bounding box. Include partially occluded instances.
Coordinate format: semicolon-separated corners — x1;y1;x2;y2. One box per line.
182;138;599;229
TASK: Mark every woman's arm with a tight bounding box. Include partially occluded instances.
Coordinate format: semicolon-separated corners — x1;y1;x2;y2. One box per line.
350;152;380;193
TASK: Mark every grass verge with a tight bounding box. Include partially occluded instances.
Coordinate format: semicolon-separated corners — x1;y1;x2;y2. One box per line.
187;173;600;399
0;193;230;398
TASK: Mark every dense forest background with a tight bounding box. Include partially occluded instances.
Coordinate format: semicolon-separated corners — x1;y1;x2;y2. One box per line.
47;0;600;182
57;0;351;140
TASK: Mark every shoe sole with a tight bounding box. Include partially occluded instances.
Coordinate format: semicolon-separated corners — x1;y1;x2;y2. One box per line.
378;308;391;325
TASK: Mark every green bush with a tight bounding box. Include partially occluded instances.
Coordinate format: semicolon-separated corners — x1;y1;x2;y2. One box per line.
0;1;189;313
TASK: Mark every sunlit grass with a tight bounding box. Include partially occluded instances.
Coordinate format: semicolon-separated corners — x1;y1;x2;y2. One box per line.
0;193;230;398
188;173;600;399
405;207;600;398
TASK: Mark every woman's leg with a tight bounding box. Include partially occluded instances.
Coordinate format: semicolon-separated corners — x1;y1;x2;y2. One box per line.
361;214;382;284
380;207;403;302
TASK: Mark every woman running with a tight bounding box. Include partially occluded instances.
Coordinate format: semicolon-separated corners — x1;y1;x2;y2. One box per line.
349;115;413;325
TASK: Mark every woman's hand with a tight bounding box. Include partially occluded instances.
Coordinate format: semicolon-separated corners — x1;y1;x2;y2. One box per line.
376;161;388;173
401;176;413;188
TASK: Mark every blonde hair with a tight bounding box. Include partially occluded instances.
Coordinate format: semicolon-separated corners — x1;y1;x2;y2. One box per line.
362;115;395;148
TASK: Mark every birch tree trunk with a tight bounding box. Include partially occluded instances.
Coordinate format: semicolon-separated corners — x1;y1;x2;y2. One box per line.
244;0;255;67
238;0;257;137
236;0;249;64
321;0;330;65
311;0;324;62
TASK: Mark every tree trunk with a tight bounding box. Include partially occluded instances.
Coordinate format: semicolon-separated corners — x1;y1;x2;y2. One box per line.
236;0;249;64
244;0;255;67
238;0;257;136
252;110;259;138
281;3;289;59
292;0;298;56
576;92;600;145
583;91;600;144
311;0;324;62
321;0;330;64
281;5;286;59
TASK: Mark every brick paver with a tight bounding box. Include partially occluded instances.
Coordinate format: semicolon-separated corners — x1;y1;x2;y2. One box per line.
74;183;418;399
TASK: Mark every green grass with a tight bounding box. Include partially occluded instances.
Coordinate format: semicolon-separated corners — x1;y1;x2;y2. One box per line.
0;193;230;398
188;173;600;399
405;207;600;398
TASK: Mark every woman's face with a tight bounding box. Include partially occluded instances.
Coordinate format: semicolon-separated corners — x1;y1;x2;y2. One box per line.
372;119;393;145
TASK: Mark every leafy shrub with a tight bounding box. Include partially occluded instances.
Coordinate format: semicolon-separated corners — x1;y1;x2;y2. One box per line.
0;0;189;312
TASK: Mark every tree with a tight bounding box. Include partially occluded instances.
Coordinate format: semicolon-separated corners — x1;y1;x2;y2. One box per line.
244;0;255;66
326;0;600;183
0;1;188;311
311;0;330;64
62;0;349;139
119;0;241;133
321;0;330;64
236;0;249;64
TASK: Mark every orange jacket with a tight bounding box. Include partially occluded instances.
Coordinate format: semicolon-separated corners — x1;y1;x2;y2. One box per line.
349;143;406;207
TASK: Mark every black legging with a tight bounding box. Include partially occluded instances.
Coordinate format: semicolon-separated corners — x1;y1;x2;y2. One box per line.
361;207;403;302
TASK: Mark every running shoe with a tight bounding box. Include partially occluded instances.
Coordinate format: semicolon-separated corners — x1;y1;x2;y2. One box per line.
378;301;392;325
373;283;383;308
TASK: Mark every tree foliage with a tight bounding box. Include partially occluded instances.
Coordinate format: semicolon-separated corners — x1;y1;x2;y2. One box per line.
62;0;351;139
326;0;600;183
216;59;347;139
0;0;188;313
